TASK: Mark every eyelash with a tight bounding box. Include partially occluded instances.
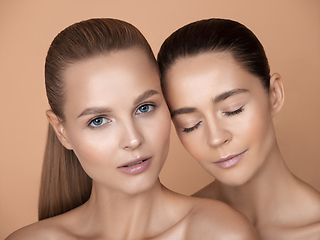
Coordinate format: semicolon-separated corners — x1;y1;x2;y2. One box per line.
224;106;244;116
183;121;202;133
135;103;156;115
88;115;109;128
182;106;244;133
87;103;156;129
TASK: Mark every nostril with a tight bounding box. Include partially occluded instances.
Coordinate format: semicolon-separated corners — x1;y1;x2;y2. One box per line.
207;129;231;147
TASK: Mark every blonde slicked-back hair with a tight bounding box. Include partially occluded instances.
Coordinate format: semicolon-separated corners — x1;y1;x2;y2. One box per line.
39;18;157;220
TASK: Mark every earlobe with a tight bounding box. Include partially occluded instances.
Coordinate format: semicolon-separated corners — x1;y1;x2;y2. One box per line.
269;73;285;117
46;110;73;150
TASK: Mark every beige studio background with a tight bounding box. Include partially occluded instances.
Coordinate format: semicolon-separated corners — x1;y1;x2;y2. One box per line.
0;0;319;238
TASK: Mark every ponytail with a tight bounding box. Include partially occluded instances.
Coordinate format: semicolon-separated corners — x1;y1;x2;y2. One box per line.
38;124;92;220
40;18;156;220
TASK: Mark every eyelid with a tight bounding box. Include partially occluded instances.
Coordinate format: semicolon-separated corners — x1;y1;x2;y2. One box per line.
135;102;156;115
182;121;202;133
223;105;244;116
87;115;110;128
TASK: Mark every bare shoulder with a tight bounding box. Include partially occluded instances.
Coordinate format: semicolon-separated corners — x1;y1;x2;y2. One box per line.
185;198;258;240
5;216;72;240
292;183;320;238
292;220;320;240
262;220;320;240
265;180;320;239
291;179;320;224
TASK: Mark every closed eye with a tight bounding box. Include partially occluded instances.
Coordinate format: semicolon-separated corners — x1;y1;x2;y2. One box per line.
182;121;202;133
224;106;244;116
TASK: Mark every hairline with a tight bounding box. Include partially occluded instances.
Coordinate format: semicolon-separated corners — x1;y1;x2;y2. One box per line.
161;49;269;94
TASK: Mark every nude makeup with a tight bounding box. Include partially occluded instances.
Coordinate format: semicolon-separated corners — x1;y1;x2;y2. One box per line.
214;150;247;169
118;156;152;175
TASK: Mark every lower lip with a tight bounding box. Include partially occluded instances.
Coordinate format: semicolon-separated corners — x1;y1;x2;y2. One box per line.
214;150;247;169
118;158;152;175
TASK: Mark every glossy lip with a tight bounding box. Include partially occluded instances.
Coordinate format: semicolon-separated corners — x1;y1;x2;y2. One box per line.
214;150;247;169
118;156;152;175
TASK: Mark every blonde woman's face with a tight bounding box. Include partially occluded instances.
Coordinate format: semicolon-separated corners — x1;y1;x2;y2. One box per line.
60;48;171;194
164;52;277;186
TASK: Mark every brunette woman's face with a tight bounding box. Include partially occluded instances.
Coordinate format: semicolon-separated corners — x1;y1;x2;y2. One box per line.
163;52;280;186
57;48;171;195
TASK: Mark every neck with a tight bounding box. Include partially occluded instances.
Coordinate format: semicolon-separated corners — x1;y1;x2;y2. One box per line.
80;178;170;239
215;143;296;226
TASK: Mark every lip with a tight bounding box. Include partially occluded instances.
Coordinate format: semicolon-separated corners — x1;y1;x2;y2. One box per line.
214;150;247;169
118;156;152;175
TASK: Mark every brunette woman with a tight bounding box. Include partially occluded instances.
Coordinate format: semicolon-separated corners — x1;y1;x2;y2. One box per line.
5;18;257;240
157;18;320;239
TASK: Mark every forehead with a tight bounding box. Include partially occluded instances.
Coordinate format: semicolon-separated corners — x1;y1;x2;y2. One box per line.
165;52;240;93
65;48;159;88
163;52;263;107
65;48;156;81
62;48;161;112
166;51;235;80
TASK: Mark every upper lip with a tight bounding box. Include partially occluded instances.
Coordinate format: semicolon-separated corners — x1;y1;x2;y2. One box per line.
118;156;151;168
214;150;247;163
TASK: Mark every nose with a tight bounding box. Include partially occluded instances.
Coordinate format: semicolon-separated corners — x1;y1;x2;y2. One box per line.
206;118;231;148
119;120;144;150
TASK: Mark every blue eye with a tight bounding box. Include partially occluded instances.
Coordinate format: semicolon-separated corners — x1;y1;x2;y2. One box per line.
89;117;107;128
136;104;155;115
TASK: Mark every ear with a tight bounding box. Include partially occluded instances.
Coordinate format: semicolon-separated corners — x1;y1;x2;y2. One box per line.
269;73;284;117
46;110;73;150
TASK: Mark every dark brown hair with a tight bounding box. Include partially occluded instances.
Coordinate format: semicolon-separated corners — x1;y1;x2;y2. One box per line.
39;18;157;220
157;18;270;91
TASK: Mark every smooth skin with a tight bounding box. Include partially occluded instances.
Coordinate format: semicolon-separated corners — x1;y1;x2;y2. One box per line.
163;51;320;240
6;49;257;240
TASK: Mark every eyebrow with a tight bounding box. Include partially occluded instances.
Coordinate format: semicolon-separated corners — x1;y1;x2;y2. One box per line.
213;88;248;103
171;107;196;117
78;107;112;118
170;88;248;117
134;89;159;105
77;89;159;118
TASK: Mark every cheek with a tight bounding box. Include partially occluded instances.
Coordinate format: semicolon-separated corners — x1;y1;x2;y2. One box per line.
141;106;172;164
67;127;116;165
249;111;275;154
232;102;275;159
67;128;119;182
177;131;206;162
241;105;272;142
153;109;171;152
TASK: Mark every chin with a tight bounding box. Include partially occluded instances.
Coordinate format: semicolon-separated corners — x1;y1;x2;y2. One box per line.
214;170;254;187
123;176;159;196
219;178;250;187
